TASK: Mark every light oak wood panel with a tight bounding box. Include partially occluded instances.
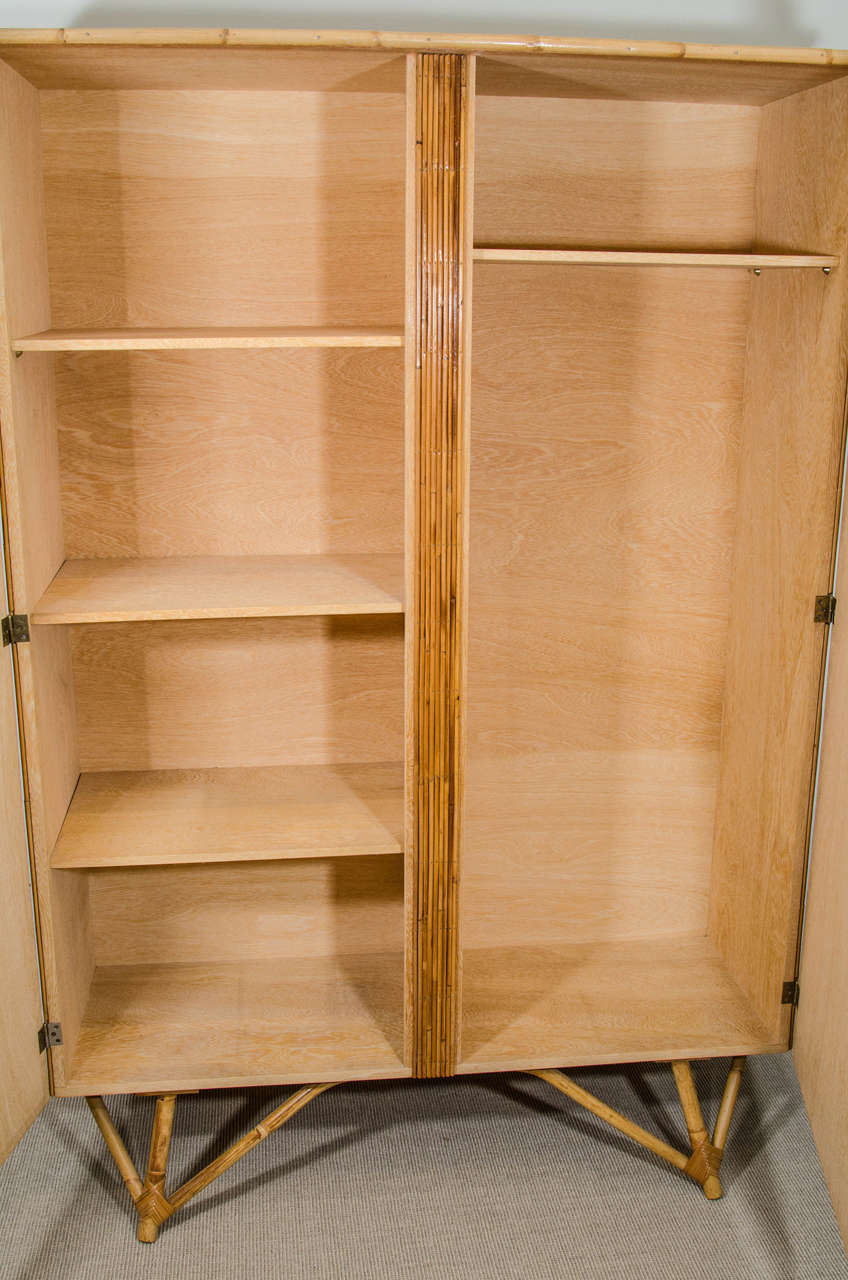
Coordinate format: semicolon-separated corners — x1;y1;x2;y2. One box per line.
51;762;403;868
0;611;46;1162
709;76;848;1043
33;555;404;624
459;936;777;1073
475;52;848;105
463;266;747;956
0;61;86;1093
463;750;718;949
0;47;407;92
474;249;838;268
54;349;403;560
475;98;759;252
40;89;405;329
14;327;404;352
44;865;93;1079
0;61;62;609
70;615;403;772
62;952;408;1095
795;507;848;1247
87;856;402;965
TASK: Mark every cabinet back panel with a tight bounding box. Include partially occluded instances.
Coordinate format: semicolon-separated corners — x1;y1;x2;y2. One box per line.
40;89;405;327
55;349;403;558
475;97;759;251
464;265;748;949
71;616;403;771
87;856;403;964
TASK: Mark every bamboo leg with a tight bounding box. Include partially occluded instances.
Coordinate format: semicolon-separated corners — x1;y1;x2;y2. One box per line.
530;1069;691;1174
167;1082;337;1214
671;1061;723;1199
713;1056;746;1155
532;1058;747;1203
88;1083;341;1241
86;1097;144;1203
136;1094;177;1243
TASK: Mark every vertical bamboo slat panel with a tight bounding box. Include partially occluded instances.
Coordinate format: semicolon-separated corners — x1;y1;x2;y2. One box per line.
412;52;470;1078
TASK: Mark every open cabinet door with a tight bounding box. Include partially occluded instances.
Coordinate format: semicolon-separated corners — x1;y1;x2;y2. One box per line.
795;500;848;1248
0;563;48;1163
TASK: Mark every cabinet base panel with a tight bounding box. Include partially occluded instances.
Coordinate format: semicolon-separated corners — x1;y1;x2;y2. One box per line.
60;953;408;1094
459;936;782;1071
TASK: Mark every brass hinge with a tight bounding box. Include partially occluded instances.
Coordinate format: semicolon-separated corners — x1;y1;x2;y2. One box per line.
37;1020;62;1052
781;979;800;1007
1;613;30;646
814;594;837;624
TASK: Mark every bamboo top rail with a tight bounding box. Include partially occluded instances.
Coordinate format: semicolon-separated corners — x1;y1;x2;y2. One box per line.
12;326;405;353
0;30;847;65
472;249;840;269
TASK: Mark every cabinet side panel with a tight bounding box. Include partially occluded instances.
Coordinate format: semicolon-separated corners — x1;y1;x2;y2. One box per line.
709;77;848;1041
0;62;62;604
795;492;848;1248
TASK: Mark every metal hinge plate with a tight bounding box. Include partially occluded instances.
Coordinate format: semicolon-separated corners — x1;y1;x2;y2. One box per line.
814;594;837;624
37;1021;62;1052
1;613;30;646
781;979;800;1007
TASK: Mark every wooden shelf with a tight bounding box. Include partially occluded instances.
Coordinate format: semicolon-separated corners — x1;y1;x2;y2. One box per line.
51;762;403;869
459;935;779;1073
31;554;404;624
472;248;839;269
12;326;405;352
62;952;409;1093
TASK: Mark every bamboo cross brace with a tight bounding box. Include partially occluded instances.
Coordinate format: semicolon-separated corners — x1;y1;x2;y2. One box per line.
530;1057;746;1198
87;1082;340;1242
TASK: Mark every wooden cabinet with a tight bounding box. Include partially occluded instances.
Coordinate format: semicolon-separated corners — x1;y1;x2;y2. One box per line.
0;28;846;1245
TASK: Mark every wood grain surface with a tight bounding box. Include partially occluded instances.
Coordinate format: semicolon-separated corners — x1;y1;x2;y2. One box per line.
54;349;403;560
460;935;778;1072
463;264;747;957
63;952;408;1094
51;762;403;868
33;554;404;623
709;76;848;1041
14;327;404;351
474;249;838;267
40;89;406;329
474;97;759;251
70;615;404;771
796;490;848;1247
87;855;403;965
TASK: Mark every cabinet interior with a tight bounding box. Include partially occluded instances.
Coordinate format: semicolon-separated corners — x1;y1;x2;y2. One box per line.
0;47;410;1090
459;55;848;1071
0;43;846;1092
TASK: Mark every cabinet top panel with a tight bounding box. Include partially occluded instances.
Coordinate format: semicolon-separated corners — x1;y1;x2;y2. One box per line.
0;30;846;103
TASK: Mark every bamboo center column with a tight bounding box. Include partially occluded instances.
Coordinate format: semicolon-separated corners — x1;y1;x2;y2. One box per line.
411;52;472;1078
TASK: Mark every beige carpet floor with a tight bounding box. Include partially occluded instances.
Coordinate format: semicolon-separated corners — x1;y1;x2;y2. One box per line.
0;1053;845;1279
